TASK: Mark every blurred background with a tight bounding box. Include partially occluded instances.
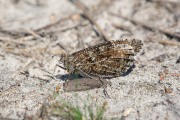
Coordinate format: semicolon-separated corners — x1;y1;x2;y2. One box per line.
0;0;180;119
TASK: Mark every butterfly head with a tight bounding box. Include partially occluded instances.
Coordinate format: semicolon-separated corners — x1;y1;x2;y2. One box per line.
60;53;68;65
60;54;75;72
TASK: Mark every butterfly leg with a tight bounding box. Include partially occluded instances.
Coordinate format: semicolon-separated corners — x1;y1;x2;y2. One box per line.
64;70;76;87
51;64;61;80
75;68;110;98
98;76;110;98
64;73;70;86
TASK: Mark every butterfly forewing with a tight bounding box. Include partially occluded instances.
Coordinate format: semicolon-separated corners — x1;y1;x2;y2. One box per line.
62;39;143;78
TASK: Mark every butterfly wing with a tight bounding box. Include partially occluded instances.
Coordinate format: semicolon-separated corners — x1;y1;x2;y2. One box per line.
68;39;142;77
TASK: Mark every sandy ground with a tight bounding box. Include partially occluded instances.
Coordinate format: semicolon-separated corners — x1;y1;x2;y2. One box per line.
0;0;180;119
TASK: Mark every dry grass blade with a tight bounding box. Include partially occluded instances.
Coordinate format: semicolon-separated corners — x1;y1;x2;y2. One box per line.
158;40;180;46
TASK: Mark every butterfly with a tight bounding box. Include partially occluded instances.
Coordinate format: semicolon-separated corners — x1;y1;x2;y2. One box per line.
60;39;143;78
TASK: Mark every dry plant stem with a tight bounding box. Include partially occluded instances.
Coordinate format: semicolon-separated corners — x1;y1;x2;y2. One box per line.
24;28;51;43
16;36;35;41
158;40;180;46
1;14;77;42
0;28;20;37
24;28;42;38
0;37;33;45
15;23;82;42
51;21;89;33
70;0;111;42
114;23;180;46
35;13;77;32
110;13;180;40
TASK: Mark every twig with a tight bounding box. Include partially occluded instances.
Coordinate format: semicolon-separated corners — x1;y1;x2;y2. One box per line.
15;36;35;41
0;37;33;45
158;40;180;46
34;13;76;32
110;12;180;40
0;28;23;37
69;0;111;42
23;28;50;44
50;21;89;33
0;14;78;41
24;28;41;38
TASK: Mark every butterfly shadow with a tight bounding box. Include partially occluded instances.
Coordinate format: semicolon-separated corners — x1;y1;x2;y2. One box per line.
55;65;135;92
55;74;110;92
121;64;135;76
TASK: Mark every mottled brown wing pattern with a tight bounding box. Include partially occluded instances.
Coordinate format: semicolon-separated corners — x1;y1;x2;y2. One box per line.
61;39;143;78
